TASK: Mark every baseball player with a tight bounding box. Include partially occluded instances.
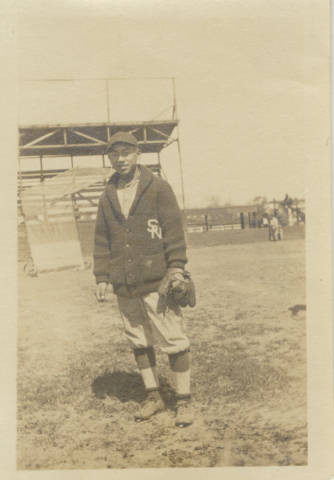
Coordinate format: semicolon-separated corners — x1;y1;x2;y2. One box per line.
269;214;282;241
93;131;195;427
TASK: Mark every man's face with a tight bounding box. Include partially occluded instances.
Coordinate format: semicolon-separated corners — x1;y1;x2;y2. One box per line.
108;142;139;177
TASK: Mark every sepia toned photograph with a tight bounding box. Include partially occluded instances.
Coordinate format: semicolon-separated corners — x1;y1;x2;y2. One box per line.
11;0;331;475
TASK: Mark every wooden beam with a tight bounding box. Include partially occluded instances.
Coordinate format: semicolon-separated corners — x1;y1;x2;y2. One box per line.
129;126;141;135
20;143;104;150
162;137;177;148
69;128;105;144
20;139;166;150
23;129;60;147
19;119;178;129
148;126;170;139
74;191;99;207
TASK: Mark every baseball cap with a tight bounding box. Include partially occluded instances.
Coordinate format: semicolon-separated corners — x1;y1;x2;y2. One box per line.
105;131;138;154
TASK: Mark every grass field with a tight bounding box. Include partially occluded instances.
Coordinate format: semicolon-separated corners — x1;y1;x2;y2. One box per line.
17;237;307;469
18;222;305;262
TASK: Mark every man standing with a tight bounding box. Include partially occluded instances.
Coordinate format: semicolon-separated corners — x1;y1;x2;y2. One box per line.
269;214;282;241
93;131;194;427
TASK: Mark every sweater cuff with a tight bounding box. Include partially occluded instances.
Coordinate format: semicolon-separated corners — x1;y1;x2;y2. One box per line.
168;260;186;270
167;267;184;274
95;275;110;284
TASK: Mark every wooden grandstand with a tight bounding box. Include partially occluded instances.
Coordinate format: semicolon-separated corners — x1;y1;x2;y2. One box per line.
18;119;179;224
18;78;184;269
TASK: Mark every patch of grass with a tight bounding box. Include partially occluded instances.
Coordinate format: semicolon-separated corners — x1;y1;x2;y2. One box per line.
17;239;307;469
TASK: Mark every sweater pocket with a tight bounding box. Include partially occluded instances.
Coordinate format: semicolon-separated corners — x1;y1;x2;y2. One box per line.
109;256;126;286
138;252;167;284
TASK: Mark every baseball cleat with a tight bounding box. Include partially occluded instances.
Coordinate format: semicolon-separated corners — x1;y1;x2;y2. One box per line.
134;393;165;422
175;399;194;428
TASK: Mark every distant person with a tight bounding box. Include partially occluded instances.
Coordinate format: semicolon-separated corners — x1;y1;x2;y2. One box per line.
269;215;278;240
93;131;195;428
262;216;269;228
277;219;284;240
269;215;283;241
240;212;245;229
296;208;305;224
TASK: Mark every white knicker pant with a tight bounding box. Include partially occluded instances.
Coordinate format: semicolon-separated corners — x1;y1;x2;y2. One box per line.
117;292;190;354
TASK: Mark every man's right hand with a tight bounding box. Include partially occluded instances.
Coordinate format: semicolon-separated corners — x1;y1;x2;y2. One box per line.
96;282;108;302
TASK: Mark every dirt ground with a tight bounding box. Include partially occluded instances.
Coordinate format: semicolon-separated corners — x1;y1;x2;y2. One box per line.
17;238;307;469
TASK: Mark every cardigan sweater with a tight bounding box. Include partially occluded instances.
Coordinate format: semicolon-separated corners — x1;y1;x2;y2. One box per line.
93;165;187;297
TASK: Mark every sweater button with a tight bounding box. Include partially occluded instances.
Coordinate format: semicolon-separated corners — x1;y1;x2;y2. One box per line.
128;258;133;263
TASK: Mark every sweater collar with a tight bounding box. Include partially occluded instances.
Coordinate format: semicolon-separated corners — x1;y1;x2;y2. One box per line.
105;165;154;220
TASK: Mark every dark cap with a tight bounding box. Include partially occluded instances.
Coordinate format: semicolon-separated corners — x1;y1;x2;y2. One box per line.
105;131;138;154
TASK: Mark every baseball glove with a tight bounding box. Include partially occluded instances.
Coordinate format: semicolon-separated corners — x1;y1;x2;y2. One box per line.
157;269;196;312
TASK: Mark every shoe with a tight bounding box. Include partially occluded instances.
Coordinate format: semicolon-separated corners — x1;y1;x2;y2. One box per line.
135;391;165;422
175;398;194;428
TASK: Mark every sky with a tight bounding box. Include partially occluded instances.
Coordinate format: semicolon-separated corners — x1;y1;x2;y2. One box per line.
17;0;310;208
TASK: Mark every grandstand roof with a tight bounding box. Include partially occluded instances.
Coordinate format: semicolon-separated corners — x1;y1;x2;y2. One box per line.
19;120;178;157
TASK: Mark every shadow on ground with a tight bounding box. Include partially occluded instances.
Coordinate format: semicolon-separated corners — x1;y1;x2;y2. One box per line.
91;371;176;408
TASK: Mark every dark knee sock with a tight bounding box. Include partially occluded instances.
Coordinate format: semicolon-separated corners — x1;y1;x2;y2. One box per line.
168;349;190;373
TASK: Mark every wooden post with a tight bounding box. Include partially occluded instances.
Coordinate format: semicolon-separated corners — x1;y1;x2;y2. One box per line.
102;154;107;185
18;156;23;219
204;214;209;232
172;77;177;120
18;155;22;191
40;155;48;222
172;78;186;211
157;152;161;177
40;155;44;182
105;79;110;123
176;138;186;212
